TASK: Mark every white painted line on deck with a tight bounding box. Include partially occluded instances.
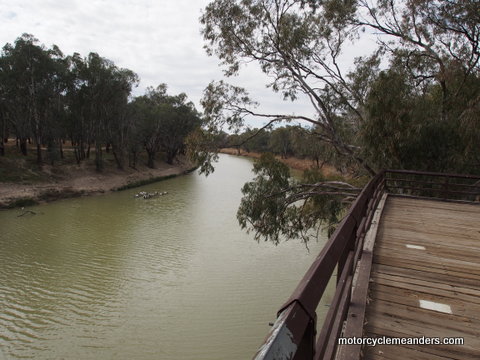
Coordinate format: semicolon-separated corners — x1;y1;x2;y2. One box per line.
419;300;452;314
406;244;426;250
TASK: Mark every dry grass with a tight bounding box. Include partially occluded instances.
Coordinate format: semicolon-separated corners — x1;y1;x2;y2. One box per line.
220;148;341;177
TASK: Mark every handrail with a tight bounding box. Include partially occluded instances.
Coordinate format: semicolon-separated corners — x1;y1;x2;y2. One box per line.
253;169;480;360
386;169;480;180
385;169;480;201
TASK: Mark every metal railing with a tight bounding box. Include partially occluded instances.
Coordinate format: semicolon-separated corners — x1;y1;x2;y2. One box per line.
253;169;480;360
385;169;480;202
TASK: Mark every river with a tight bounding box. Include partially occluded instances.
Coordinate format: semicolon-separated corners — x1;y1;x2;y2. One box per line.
0;154;333;359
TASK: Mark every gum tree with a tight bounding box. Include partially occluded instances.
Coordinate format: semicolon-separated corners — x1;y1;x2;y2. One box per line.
198;0;480;243
0;34;67;162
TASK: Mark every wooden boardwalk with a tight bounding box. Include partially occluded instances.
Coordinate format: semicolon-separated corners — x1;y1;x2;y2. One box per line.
253;170;480;360
363;196;480;360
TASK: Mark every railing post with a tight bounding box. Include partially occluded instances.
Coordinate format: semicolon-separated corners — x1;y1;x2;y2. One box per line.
337;228;355;285
294;317;316;360
443;176;450;199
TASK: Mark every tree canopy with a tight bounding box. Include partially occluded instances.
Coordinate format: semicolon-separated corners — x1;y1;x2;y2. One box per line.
131;85;201;167
0;34;201;171
199;0;480;242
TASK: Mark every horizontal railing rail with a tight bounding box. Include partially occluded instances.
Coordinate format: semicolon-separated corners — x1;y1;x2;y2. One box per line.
385;169;480;201
253;169;479;360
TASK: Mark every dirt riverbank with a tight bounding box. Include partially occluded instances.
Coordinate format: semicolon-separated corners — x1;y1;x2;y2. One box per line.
1;147;340;209
0;158;195;209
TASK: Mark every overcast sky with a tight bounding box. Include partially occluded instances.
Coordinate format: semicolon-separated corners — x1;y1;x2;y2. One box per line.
0;0;377;128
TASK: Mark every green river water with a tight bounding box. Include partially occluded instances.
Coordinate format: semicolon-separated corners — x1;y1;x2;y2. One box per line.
0;154;333;359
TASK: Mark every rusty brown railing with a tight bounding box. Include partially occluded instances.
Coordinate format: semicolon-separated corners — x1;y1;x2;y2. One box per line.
385;169;480;201
253;169;480;360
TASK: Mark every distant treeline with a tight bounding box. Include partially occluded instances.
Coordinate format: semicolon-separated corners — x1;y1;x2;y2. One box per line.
225;125;339;169
0;34;201;170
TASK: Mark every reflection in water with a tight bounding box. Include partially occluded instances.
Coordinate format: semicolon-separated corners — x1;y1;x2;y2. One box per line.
0;154;334;359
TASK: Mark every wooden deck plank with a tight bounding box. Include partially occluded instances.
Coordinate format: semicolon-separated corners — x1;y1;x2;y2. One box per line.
366;315;480;358
384;196;480;212
367;298;480;335
372;254;480;279
361;196;480;360
364;344;457;360
369;285;480;322
374;243;480;264
373;234;480;254
372;263;480;289
376;226;480;242
371;272;480;300
369;256;480;282
363;331;475;360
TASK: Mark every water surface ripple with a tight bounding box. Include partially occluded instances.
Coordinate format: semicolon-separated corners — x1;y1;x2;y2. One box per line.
0;154;333;359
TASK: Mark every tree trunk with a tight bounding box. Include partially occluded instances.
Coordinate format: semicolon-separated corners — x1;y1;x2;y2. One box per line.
74;147;81;164
112;147;124;170
95;141;103;172
166;149;177;165
36;143;42;164
0;122;5;156
20;138;27;156
129;150;137;169
0;126;4;156
78;140;85;160
147;150;155;168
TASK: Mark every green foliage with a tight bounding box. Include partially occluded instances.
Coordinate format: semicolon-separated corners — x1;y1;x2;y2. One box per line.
268;127;292;159
67;51;139;170
237;128;270;153
185;128;221;176
237;153;296;244
0;33;200;176
225;124;344;171
237;153;347;244
362;61;480;174
300;168;344;236
131;85;201;168
201;0;480;244
0;34;68;162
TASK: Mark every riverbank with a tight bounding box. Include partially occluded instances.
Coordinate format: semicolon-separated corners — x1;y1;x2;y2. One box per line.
0;157;195;209
220;148;342;177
